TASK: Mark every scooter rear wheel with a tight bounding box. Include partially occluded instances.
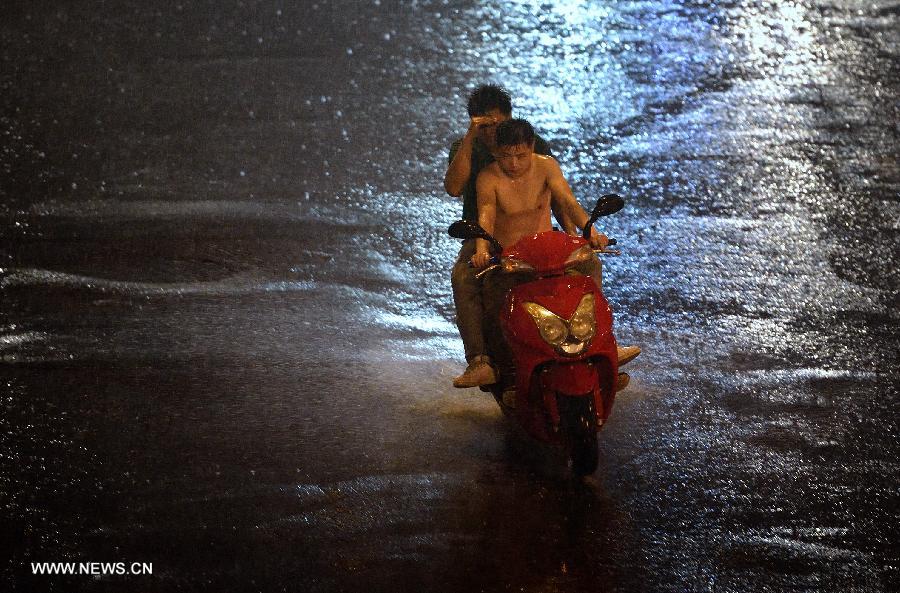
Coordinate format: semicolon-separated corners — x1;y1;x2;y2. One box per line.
557;395;599;476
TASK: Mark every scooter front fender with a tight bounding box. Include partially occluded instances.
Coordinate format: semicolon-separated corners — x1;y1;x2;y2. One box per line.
539;362;598;396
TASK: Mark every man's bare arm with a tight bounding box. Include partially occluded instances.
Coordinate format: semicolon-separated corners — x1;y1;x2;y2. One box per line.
550;197;577;234
545;159;608;248
444;136;474;197
473;170;498;268
444;115;496;197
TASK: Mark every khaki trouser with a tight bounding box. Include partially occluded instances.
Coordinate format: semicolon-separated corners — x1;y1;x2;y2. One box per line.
451;240;486;363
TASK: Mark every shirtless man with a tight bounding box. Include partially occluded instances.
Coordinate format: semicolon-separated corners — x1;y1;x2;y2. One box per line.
473;119;640;387
473;118;606;266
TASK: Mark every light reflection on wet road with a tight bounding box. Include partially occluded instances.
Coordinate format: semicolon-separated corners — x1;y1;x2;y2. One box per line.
2;1;898;591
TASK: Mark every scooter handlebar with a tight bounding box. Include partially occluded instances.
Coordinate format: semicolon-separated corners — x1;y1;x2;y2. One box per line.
474;263;501;279
594;238;620;256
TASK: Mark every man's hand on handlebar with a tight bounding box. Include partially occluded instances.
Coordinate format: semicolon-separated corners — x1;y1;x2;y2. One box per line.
470;251;493;269
586;226;609;250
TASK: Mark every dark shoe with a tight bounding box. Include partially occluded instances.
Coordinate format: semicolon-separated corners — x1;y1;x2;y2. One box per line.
501;388;517;408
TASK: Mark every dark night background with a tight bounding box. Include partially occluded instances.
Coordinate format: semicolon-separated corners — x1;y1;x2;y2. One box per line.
2;1;898;591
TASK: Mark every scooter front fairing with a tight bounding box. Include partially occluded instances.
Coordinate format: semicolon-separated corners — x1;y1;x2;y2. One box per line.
500;273;619;443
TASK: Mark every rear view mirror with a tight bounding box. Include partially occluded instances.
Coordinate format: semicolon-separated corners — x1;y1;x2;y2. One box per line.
583;194;625;239
448;220;503;254
591;194;624;219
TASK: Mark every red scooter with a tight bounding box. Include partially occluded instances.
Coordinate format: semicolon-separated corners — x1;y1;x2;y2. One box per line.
449;195;629;476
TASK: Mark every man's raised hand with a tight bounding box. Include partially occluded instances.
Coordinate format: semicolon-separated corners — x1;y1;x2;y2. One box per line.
467;115;499;137
586;226;609;250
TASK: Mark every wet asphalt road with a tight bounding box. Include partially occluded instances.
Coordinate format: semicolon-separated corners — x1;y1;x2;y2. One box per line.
2;1;899;592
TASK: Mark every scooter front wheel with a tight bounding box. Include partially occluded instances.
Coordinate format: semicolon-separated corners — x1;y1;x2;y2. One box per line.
490;386;515;418
557;395;599;476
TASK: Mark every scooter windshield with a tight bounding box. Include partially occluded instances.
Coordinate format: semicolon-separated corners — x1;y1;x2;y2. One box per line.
504;231;590;275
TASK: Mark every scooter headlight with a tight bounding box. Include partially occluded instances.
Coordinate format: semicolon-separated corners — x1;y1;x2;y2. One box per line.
569;294;596;341
523;302;567;345
523;294;596;356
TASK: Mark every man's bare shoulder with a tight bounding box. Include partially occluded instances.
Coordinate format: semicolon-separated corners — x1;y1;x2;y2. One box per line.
534;153;561;170
533;154;563;182
476;162;503;183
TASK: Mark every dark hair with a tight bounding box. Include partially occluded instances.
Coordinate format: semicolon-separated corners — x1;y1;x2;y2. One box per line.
495;119;535;148
466;84;512;117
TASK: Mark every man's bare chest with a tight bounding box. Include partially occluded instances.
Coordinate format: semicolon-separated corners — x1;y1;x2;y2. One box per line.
495;177;551;216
